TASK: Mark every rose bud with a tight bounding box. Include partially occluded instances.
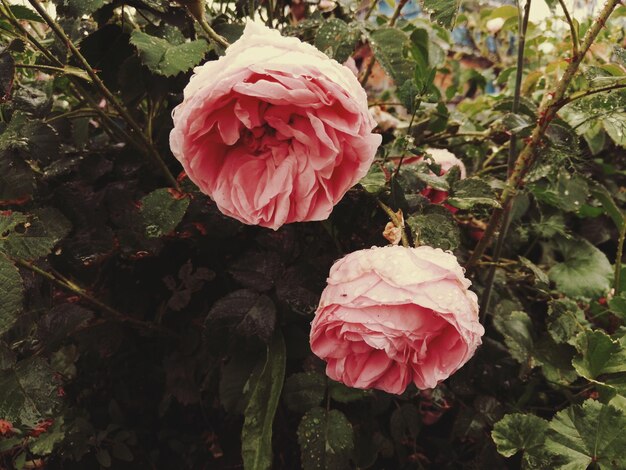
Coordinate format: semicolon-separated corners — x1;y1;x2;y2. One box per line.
310;245;483;394
170;22;381;230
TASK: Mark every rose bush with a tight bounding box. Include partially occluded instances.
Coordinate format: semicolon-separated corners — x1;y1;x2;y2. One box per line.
170;22;381;229
310;245;484;394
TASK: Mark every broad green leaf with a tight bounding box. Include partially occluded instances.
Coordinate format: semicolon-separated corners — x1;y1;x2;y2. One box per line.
422;0;462;29
298;407;354;470
492;413;549;458
447;177;500;209
30;417;64;456
545;400;626;469
548;237;612;299
407;206;460;250
360;164;387;195
9;5;44;22
533;335;578;385
0;208;71;260
241;333;286;470
493;310;534;365
140;188;190;238
369;28;413;84
283;372;326;413
608;292;626;322
0;254;23;336
572;329;626;380
603;113;626;147
130;31;210;77
0;357;60;427
531;171;589;213
314;19;360;64
547;299;589;345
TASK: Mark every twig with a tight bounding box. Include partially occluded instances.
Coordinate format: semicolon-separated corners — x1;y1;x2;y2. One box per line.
388;0;409;26
479;0;531;320
364;0;380;20
615;222;626;295
377;199;409;247
13;258;176;337
466;0;621;270
27;0;180;189
557;0;579;57
556;82;626;108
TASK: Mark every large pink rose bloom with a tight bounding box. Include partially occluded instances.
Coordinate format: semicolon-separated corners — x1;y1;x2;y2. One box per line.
170;22;381;230
310;245;483;394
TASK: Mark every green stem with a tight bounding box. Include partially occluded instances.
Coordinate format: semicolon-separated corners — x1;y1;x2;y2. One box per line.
364;0;380;20
557;0;579;57
615;223;626;295
479;0;531;320
27;0;179;189
466;0;621;270
196;15;230;48
13;258;176;337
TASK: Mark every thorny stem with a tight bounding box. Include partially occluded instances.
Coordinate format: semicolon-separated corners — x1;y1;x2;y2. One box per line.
557;0;579;57
479;0;531;320
615;222;626;295
377;200;409;248
360;0;408;86
27;0;180;189
13;258;176;337
466;0;621;270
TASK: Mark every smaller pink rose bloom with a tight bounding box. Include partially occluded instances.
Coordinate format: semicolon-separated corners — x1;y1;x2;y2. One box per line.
170;22;381;230
310;245;483;394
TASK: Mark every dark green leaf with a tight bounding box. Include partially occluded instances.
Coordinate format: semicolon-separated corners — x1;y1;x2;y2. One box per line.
241;333;286;470
422;0;462;28
283;372;326;413
369;28;413;84
493;310;534;364
590;183;625;231
206;289;276;343
298;407;354;470
492;413;549;458
0;52;14;102
447;177;500;209
572;329;626;380
30;417;64;456
548;237;612;298
0;357;60;427
360;164;387;195
314;19;360;63
0;254;23;336
407;205;460;250
130;31;210;77
53;0;110;17
547;299;589;345
545;400;626;469
141;188;190;238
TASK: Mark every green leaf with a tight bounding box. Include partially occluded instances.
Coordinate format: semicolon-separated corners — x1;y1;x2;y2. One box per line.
130;31;210;77
140;188;190;238
328;381;371;403
407;206;460;250
590;183;625;231
608;292;626;322
447;177;500;209
0;52;14;102
30;417;64;456
548;237;612;298
390;404;420;447
283;372;326;413
359;164;387;195
533;335;578;385
547;299;589;345
572;329;626;380
314;19;360;64
422;0;462;28
493;310;534;364
241;332;286;470
0;208;71;260
369;28;413;84
0;254;23;336
298;407;354;470
492;413;549;458
0;357;60;427
53;0;111;16
205;289;277;343
9;5;43;22
545;400;626;469
519;256;550;288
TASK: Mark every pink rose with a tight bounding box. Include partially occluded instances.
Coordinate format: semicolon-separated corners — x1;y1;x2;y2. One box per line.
310;245;483;394
170;22;381;230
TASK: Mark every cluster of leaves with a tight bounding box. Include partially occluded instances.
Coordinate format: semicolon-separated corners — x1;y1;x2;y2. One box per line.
0;0;626;469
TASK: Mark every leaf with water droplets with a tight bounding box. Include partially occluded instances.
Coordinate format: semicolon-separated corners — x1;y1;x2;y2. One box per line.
140;188;189;238
298;407;354;470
